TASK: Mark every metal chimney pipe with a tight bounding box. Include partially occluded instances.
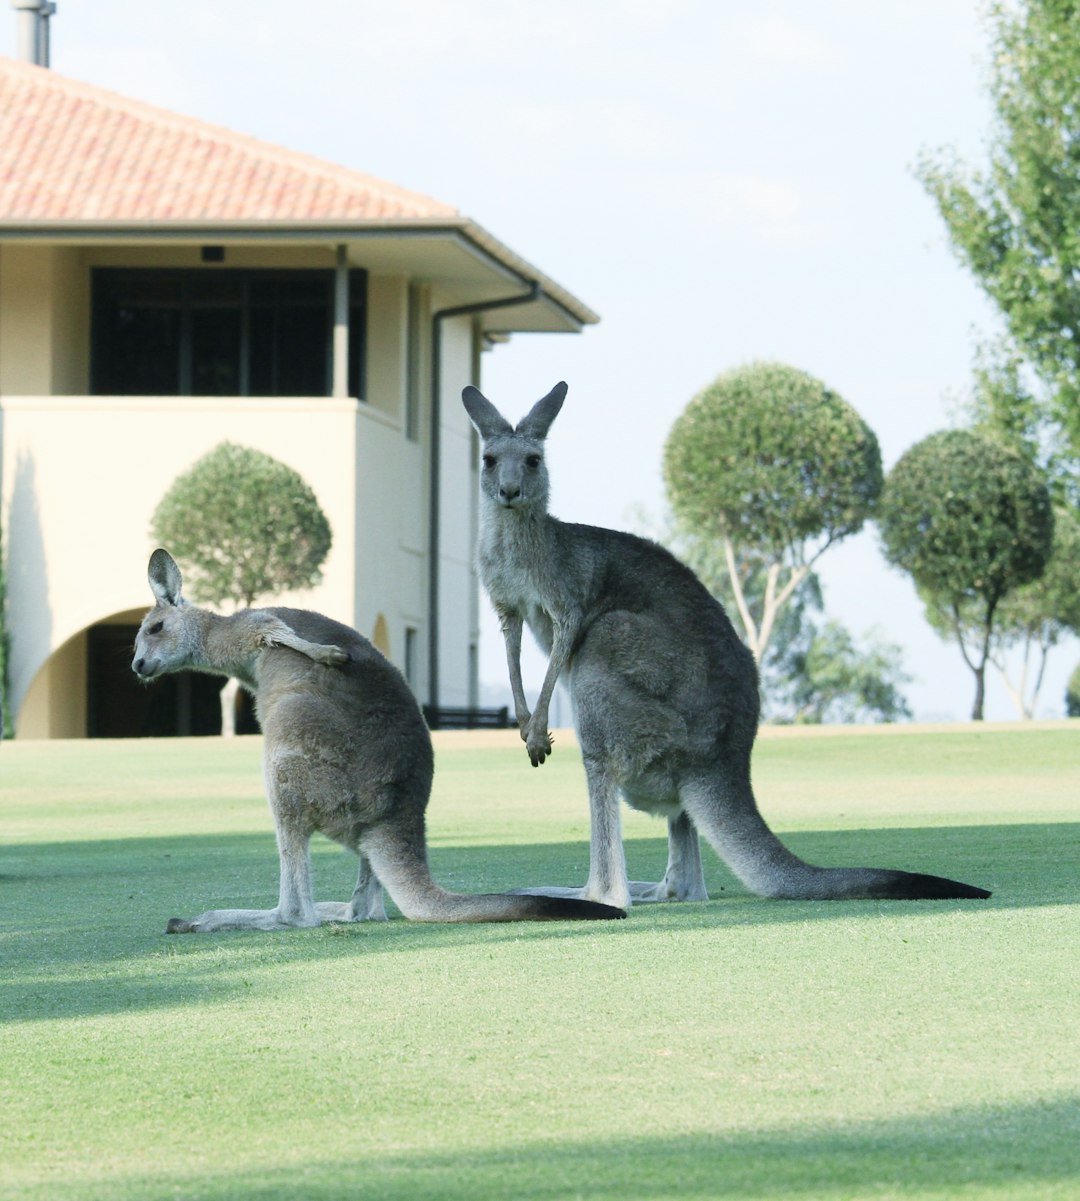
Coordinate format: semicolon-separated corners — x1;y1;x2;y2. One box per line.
12;0;56;67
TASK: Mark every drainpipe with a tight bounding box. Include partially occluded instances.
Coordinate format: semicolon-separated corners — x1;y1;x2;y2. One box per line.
427;280;541;712
331;244;349;398
13;1;56;67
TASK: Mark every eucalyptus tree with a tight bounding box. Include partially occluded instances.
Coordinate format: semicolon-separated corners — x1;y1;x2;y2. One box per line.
917;0;1080;454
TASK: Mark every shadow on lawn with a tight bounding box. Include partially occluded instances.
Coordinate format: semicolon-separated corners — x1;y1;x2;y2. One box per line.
1;821;1073;1025
82;1094;1080;1201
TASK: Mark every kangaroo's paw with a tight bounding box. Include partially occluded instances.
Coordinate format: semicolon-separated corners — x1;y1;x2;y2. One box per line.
312;644;350;666
522;720;554;767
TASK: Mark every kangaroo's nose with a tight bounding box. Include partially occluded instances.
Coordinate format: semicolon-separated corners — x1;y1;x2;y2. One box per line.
499;483;521;502
132;657;145;676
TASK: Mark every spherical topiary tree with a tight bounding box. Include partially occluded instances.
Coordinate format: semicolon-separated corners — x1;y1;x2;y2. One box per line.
663;361;882;660
151;442;333;733
877;428;1054;720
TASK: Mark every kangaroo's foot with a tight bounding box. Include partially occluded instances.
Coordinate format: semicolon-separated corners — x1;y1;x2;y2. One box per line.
509;881;633;910
629;877;710;903
165;906;320;933
315;897;388;923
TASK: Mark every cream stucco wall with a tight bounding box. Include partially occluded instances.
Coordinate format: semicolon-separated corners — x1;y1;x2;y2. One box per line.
0;245;89;395
0;244;489;737
1;396;360;736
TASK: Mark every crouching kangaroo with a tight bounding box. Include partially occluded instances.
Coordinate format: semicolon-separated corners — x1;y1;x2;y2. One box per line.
462;383;992;909
132;548;625;931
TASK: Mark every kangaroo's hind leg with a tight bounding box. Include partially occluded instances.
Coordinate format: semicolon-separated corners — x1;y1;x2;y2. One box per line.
165;806;319;933
627;809;709;903
316;852;388;923
509;747;633;910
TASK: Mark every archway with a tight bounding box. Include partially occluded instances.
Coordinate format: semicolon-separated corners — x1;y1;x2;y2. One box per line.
85;614;238;737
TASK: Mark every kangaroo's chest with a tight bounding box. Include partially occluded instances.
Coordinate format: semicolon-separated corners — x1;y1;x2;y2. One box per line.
478;533;557;626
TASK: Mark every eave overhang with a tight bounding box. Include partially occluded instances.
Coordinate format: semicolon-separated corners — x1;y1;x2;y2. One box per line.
0;215;599;335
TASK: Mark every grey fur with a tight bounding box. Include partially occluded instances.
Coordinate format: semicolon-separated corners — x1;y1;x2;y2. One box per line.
133;549;626;932
462;384;992;908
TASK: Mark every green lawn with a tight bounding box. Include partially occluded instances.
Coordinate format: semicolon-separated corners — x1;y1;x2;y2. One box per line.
1;724;1078;1201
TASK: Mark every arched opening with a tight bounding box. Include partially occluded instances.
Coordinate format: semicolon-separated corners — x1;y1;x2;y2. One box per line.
17;611;260;738
86;614;258;737
372;613;390;658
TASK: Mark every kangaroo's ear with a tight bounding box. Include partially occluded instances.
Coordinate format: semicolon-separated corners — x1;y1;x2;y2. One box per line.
515;381;567;440
148;548;184;607
462;386;514;439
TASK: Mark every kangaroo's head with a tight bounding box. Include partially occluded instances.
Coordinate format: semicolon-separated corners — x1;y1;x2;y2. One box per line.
461;382;566;514
132;549;202;681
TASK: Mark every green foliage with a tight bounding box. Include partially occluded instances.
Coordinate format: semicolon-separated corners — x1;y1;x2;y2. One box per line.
662;362;882;664
663;361;883;559
778;621;913;726
1067;660;1080;716
995;503;1080;645
151;442;332;608
879;429;1053;608
916;0;1080;452
878;427;1054;718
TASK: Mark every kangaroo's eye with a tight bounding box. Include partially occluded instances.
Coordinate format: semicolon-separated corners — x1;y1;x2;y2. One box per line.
148;622;164;635
525;455;541;469
482;454;496;470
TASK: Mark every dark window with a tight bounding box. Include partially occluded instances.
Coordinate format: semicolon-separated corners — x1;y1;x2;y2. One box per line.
91;268;367;398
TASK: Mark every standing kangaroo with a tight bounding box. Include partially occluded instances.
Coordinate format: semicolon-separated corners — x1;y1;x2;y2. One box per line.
132;548;625;931
462;383;992;909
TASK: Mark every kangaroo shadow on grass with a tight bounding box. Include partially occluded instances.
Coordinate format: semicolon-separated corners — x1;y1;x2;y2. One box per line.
0;822;1073;1025
78;1095;1080;1201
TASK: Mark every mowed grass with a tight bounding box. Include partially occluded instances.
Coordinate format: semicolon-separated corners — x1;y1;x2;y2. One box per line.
1;723;1078;1201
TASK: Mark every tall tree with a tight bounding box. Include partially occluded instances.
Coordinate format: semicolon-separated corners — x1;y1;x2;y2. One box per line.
663;361;882;662
878;428;1054;720
990;504;1080;717
151;442;333;735
917;0;1080;453
962;350;1080;716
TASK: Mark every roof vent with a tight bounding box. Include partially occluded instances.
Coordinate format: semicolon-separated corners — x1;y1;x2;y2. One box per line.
13;1;56;68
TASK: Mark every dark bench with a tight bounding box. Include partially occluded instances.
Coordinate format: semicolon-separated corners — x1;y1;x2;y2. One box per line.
422;705;512;731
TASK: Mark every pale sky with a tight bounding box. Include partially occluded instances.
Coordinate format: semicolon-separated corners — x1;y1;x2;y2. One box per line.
7;0;1075;721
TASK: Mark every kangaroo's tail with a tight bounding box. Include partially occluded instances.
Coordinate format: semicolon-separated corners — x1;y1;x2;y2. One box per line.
683;769;991;901
361;823;627;922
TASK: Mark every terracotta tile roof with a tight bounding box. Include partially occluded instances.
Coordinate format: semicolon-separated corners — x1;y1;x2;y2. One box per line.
0;55;457;222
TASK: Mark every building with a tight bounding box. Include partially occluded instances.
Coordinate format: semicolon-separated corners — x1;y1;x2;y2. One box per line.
0;50;597;738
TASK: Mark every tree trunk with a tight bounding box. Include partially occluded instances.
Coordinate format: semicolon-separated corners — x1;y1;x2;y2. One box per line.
970;662;985;721
219;677;240;738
